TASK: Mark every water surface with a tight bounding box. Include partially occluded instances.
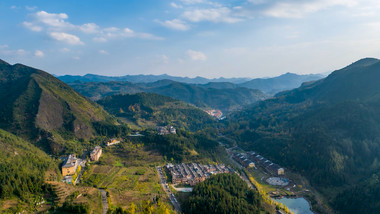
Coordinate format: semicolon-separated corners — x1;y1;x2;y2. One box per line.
275;197;314;214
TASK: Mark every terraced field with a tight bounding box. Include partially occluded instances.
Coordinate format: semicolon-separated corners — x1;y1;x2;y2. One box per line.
81;144;172;210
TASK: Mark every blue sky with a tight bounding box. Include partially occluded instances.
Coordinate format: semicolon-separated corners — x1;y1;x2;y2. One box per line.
1;0;380;78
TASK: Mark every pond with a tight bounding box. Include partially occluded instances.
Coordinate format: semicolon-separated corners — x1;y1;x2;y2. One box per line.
275;197;314;214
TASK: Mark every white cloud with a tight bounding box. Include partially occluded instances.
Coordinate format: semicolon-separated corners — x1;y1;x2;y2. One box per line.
98;50;109;55
263;0;360;18
34;11;73;29
34;50;44;57
98;27;163;40
23;10;163;44
23;22;42;32
187;50;207;61
49;32;84;45
181;0;205;4
171;2;183;8
80;23;100;34
182;7;243;23
157;19;190;31
73;56;80;60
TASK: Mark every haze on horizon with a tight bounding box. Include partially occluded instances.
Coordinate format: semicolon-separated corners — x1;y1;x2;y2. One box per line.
1;0;380;78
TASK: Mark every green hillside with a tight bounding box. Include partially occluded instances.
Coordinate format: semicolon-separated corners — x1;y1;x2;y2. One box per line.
98;93;214;131
0;129;58;212
225;58;380;213
68;80;268;112
0;60;117;154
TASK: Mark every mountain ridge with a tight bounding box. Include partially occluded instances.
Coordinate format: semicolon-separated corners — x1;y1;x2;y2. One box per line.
0;59;116;154
227;58;380;213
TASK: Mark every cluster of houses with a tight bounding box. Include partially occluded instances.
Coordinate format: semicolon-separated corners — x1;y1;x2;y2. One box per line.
156;126;176;135
233;153;255;168
247;151;285;176
205;109;225;120
62;146;103;184
166;163;233;186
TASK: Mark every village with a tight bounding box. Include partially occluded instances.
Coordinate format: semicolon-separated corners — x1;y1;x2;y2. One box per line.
166;163;234;186
61;138;118;185
60;125;176;185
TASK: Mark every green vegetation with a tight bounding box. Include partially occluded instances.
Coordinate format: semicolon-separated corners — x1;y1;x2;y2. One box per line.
182;173;272;214
97;93;214;131
0;60;117;155
0;129;59;212
133;129;222;163
224;58;380;213
81;142;174;213
69;79;268;112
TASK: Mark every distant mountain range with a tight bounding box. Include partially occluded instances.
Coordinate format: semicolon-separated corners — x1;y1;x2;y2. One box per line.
68;80;269;112
58;73;252;84
58;73;324;95
228;58;380;213
239;72;324;94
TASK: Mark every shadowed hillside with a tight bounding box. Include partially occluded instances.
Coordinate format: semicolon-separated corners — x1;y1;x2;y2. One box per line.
225;58;380;213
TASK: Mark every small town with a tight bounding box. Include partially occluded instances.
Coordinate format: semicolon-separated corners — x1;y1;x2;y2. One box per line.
166;163;234;186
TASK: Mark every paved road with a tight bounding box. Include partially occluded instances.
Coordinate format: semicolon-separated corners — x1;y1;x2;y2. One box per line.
156;166;182;213
99;189;109;214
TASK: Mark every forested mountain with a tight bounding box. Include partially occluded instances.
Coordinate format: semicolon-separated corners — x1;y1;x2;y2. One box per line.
239;72;323;94
68;80;268;112
225;58;380;213
0;59;117;154
60;72;323;96
58;73;251;84
0;129;58;201
183;173;273;214
97;93;214;131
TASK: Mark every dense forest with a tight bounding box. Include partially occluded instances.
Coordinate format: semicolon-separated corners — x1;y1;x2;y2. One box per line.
182;173;269;214
0;129;58;201
0;60;117;155
223;58;380;213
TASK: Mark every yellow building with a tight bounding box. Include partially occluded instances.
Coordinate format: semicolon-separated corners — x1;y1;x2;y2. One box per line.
62;155;80;177
106;138;120;146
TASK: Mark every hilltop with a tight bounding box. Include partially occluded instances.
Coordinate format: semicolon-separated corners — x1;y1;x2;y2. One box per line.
0;59;117;154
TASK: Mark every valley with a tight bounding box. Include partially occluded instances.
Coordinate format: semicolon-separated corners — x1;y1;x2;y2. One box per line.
1;58;380;214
